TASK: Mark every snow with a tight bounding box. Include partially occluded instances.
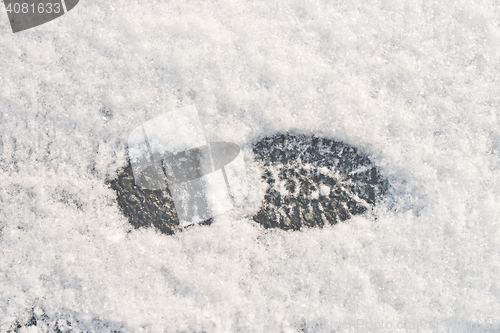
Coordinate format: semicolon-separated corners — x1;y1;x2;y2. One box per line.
1;0;500;331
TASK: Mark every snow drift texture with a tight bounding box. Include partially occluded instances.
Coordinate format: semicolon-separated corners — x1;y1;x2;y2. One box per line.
1;0;500;332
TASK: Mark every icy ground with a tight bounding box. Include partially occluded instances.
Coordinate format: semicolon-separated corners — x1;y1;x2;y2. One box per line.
1;0;500;332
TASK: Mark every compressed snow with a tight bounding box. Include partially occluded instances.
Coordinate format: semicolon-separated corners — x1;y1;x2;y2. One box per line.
1;0;500;332
319;184;330;197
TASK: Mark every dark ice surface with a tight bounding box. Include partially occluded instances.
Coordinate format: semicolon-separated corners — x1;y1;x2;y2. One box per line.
252;133;388;230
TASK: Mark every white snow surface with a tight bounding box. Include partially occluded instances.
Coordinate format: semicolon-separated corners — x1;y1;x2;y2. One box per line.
1;0;500;332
